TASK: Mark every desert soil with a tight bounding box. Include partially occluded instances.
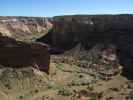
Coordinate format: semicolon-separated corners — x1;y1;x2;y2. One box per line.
0;55;132;100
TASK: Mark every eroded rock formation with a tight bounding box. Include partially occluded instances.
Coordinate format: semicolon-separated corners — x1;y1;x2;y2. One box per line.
0;16;53;41
0;36;50;74
0;14;133;75
38;14;133;74
51;15;133;49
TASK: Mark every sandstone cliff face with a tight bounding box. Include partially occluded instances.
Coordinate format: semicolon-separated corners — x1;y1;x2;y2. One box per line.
51;15;133;49
0;16;53;41
0;36;50;74
1;15;133;74
38;14;133;73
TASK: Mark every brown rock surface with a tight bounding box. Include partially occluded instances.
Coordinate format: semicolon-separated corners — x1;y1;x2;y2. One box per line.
51;15;133;49
38;14;133;74
0;16;53;41
0;36;50;74
1;14;133;75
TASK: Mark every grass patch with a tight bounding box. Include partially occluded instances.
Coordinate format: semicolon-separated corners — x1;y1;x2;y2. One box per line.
18;95;26;100
56;63;64;70
58;87;72;96
90;96;100;100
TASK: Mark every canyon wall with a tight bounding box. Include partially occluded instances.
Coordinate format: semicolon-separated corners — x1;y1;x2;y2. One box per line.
0;36;50;74
38;14;133;73
51;15;133;49
0;17;52;73
0;16;53;41
0;15;133;73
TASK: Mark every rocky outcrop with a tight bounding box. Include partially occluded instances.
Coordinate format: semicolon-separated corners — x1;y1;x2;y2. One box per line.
1;14;133;75
50;15;133;49
37;14;133;74
0;16;53;41
0;36;50;74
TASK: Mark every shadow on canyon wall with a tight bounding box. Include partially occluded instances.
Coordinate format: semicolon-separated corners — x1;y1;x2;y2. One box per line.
37;30;133;80
37;15;133;80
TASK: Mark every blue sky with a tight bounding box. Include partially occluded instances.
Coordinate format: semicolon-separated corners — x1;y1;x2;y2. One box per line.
0;0;133;17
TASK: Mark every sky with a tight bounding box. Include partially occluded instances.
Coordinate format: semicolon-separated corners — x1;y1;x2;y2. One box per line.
0;0;133;17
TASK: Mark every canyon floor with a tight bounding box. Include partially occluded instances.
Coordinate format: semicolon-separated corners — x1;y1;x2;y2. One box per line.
0;54;133;100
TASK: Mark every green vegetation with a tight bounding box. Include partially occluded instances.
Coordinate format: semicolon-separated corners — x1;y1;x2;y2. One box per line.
58;87;72;96
47;80;72;96
18;95;26;100
47;82;59;90
56;63;64;70
90;96;100;100
127;91;133;100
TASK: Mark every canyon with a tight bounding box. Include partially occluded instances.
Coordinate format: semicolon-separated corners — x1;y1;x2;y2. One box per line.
40;14;133;74
0;14;133;74
0;15;133;100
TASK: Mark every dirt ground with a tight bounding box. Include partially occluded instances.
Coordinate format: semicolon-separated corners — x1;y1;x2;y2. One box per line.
0;59;133;100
